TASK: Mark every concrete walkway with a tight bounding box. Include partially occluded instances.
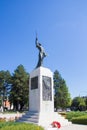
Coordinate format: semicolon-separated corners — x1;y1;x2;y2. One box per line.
59;124;87;130
47;124;87;130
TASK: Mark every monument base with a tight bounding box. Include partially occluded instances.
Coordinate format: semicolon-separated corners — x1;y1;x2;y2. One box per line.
18;67;71;129
38;111;71;129
18;111;71;129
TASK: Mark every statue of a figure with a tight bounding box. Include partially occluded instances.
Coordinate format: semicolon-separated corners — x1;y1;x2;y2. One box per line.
35;36;47;68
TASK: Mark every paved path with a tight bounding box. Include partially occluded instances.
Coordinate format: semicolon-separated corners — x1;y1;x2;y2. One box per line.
0;113;22;121
47;124;87;130
59;124;87;130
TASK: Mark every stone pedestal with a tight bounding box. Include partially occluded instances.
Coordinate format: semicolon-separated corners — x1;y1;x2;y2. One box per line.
29;67;54;113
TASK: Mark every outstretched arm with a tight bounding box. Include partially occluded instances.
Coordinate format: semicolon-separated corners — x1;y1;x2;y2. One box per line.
35;37;37;44
35;36;39;46
35;37;41;49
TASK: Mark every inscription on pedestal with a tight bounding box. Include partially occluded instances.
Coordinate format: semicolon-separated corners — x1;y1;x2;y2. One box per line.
31;76;38;90
42;76;52;101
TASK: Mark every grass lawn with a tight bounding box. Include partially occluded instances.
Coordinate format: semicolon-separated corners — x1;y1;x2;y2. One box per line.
0;122;44;130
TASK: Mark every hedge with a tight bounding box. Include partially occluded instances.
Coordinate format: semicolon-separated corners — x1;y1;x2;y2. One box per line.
71;115;87;125
66;111;87;121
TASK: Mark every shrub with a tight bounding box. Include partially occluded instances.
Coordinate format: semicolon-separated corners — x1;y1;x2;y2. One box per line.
71;115;87;125
66;111;86;121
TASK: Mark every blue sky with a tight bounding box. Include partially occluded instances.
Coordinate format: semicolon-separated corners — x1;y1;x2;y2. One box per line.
0;0;87;98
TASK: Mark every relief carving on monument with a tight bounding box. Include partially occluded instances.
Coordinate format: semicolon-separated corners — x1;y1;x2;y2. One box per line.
42;76;52;101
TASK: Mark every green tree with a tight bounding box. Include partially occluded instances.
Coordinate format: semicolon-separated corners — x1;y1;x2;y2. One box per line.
79;97;86;111
85;97;87;109
0;70;11;110
71;96;86;111
71;97;80;110
9;65;29;111
54;70;71;110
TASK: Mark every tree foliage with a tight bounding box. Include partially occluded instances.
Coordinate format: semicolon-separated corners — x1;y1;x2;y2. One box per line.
54;70;71;110
0;70;11;108
71;96;86;111
9;65;29;111
85;97;87;109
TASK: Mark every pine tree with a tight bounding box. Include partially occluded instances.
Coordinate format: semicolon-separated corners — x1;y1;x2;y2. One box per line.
54;70;71;110
9;64;29;111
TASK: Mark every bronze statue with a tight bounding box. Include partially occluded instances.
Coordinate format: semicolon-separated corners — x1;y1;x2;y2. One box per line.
35;36;47;68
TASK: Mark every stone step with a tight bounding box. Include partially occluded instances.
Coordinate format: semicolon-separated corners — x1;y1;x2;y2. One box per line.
17;111;39;124
18;120;38;124
22;114;38;118
22;112;39;118
19;117;38;122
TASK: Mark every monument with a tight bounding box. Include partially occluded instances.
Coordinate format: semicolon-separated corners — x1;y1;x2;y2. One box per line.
29;37;55;127
19;37;71;129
